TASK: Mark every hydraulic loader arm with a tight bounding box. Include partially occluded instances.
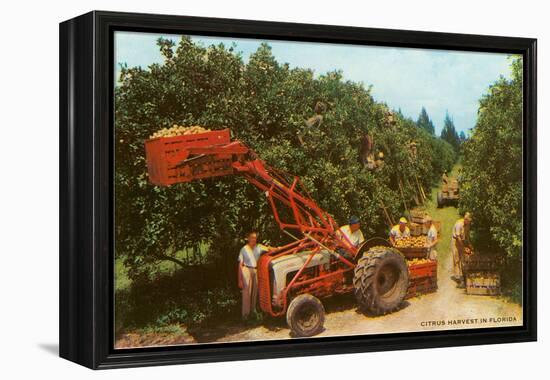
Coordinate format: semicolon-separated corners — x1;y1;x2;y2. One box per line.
145;131;358;256
175;139;338;238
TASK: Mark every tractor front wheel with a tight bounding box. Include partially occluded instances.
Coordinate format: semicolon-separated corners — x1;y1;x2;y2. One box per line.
353;246;409;315
286;294;325;337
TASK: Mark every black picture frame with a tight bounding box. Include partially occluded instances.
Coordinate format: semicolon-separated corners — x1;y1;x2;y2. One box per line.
59;10;537;369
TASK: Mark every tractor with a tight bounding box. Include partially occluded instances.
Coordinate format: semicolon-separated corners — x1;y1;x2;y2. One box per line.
145;129;409;337
437;177;460;208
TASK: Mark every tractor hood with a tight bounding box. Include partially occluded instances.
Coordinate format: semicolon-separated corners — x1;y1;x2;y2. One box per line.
270;250;331;298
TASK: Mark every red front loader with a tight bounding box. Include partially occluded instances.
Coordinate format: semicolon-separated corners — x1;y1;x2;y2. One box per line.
145;129;409;337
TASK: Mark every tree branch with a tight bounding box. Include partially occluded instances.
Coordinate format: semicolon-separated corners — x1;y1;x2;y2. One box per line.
153;253;187;267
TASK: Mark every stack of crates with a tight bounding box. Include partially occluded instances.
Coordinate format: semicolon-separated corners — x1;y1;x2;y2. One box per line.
465;272;501;295
410;209;429;224
463;254;503;296
406;259;438;299
409;222;423;236
409;209;441;236
403;209;441;298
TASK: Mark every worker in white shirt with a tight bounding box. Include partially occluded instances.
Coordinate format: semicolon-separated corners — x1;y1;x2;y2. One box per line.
237;231;273;319
390;217;411;245
337;215;365;249
451;212;472;288
424;216;438;260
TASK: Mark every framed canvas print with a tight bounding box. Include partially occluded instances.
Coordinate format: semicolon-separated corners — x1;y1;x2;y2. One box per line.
59;11;537;369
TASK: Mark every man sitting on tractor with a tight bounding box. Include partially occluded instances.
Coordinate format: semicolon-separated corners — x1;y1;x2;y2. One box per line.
390;217;411;245
337;215;365;249
238;231;275;319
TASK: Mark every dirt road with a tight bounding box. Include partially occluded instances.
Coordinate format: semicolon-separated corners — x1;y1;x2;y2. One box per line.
213;171;522;344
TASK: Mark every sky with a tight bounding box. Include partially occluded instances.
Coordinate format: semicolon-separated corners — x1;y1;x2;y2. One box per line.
115;31;514;135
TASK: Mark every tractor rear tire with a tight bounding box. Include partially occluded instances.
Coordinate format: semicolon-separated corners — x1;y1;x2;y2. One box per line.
286;294;325;337
353;246;409;315
437;192;444;208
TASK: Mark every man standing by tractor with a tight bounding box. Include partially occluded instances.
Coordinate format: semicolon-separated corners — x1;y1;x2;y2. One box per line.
238;231;273;319
337;215;365;249
425;216;438;260
451;212;473;288
390;217;411;245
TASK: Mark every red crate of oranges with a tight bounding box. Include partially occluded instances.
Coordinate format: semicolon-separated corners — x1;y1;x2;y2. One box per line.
145;126;232;186
407;258;437;280
406;258;438;299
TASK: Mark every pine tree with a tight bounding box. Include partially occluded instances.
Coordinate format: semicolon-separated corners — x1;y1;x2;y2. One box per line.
440;112;460;152
416;107;435;135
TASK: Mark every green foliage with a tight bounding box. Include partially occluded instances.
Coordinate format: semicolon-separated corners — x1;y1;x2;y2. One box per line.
115;266;240;332
416;107;435;135
427;132;457;177
460;56;523;301
115;37;457;283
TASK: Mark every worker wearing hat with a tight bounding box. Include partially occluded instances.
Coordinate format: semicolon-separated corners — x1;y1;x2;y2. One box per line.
337;215;365;249
451;212;473;288
238;231;274;319
424;215;438;260
390;217;411;246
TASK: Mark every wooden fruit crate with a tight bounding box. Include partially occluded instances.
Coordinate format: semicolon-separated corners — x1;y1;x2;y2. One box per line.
406;276;437;299
406;259;437;298
463;254;503;273
409;222;423;236
398;246;430;259
408;259;437;280
410;221;441;237
465;272;501;296
410;209;429;224
145;129;232;186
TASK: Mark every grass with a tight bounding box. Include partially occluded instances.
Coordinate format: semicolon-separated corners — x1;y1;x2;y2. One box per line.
115;242;210;292
115;259;132;291
418;164;463;263
138;323;190;335
422;164;522;304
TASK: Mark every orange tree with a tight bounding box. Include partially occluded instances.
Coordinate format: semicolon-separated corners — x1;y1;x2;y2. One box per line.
460;57;523;300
